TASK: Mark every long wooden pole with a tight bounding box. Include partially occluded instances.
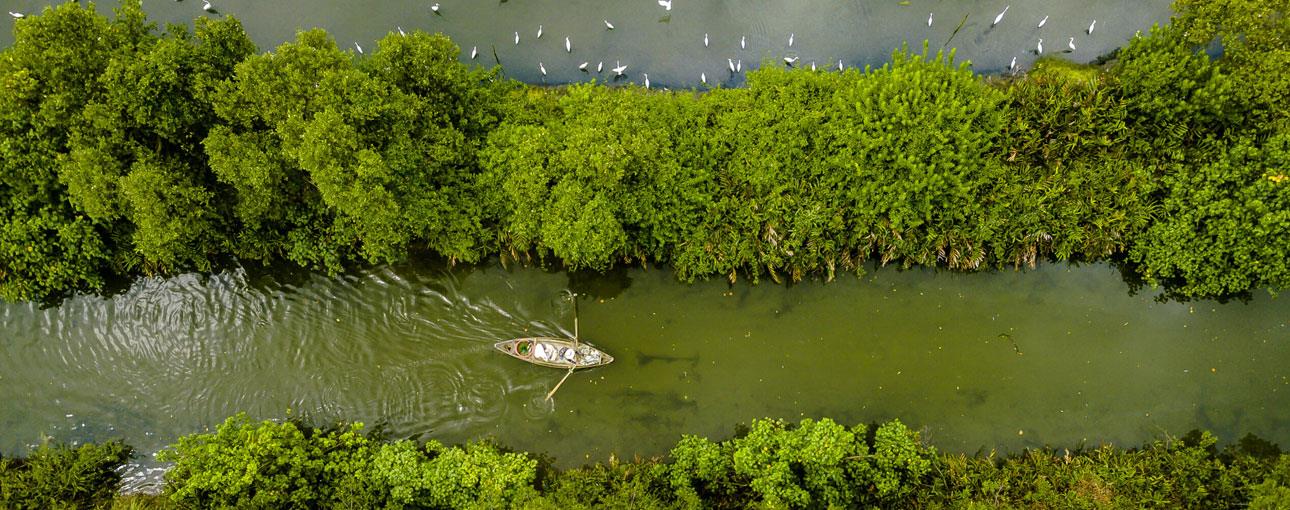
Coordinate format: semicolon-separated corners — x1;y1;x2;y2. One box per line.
546;367;576;401
572;292;579;347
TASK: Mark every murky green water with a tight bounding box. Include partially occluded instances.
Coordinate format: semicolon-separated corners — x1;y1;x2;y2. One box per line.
3;0;1172;85
2;260;1287;489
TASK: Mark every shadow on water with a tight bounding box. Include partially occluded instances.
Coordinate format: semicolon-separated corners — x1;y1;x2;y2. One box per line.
566;265;633;301
1109;256;1255;305
636;351;700;367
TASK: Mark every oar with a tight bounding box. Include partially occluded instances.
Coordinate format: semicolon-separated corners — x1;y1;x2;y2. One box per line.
546;367;576;401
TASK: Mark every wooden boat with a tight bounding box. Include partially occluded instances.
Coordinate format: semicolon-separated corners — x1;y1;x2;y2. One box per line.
495;292;612;400
494;338;614;369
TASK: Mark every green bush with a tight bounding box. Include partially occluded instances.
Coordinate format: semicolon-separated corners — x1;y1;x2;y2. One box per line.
158;413;372;508
0;440;133;509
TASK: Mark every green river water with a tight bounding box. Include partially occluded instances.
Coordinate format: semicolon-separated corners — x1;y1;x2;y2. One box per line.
1;260;1287;489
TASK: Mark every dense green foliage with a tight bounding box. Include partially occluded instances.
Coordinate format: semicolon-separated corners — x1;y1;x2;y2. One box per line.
8;415;1290;508
1;0;1286;301
0;439;132;509
159;413;538;509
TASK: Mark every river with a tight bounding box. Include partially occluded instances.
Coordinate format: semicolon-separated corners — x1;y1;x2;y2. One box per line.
3;0;1172;86
1;259;1287;489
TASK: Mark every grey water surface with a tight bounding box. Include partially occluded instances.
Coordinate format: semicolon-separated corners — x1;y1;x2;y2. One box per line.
1;260;1287;490
3;0;1172;87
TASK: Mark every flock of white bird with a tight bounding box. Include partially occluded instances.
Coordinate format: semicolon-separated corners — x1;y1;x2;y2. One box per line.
6;1;1104;86
422;1;1107;87
926;5;1099;73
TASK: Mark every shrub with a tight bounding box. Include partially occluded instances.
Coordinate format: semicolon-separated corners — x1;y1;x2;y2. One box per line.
0;440;133;509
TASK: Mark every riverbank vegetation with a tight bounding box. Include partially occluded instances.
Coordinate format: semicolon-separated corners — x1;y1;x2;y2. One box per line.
1;0;1286;303
4;414;1290;508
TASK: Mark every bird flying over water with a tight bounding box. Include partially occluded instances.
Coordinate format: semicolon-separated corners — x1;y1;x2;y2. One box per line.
612;61;627;76
993;5;1010;26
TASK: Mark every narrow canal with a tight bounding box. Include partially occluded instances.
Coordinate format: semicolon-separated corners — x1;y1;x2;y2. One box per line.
2;260;1287;488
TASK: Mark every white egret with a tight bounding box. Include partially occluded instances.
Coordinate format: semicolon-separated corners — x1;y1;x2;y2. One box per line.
397;26;406;36
515;31;520;45
993;5;1009;26
597;61;603;73
704;33;708;47
928;13;933;27
566;36;571;52
471;46;478;59
701;72;707;85
788;32;794;47
612;61;627;76
1087;20;1096;34
202;1;214;13
728;58;735;72
810;61;816;71
604;19;614;30
1009;56;1017;71
784;56;798;66
658;0;671;11
1067;37;1075;51
539;62;547;76
737;59;742;72
579;62;589;71
537;25;543;39
644;73;650;89
355;42;363;54
837;59;843;71
10;11;24;18
741;35;746;49
1037;16;1048;28
1036;38;1043;54
431;3;440;13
